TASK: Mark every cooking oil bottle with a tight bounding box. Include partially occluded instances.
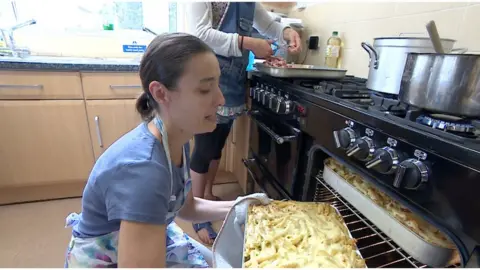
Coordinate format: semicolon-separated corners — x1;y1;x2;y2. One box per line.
325;31;342;68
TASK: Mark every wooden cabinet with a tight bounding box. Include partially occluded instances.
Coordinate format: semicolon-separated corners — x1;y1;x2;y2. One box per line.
85;99;142;159
0;71;83;100
0;70;250;204
0;71;144;205
231;114;250;192
0;100;95;204
81;72;143;100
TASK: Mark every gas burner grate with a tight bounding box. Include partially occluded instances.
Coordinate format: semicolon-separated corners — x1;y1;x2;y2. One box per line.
313;174;459;268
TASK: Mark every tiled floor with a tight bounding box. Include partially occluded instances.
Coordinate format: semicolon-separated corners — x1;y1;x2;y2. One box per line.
0;179;243;267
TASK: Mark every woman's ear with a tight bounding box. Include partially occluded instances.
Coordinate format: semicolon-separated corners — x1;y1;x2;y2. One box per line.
149;81;170;105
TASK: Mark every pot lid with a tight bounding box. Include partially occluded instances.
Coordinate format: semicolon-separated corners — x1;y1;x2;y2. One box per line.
372;36;457;48
374;36;456;42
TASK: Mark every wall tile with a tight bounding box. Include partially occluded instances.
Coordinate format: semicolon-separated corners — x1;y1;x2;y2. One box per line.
456;4;480;51
340;2;397;23
292;2;478;76
395;2;471;16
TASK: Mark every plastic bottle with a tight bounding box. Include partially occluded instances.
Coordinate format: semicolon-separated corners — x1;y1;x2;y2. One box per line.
325;31;342;68
0;35;6;48
102;3;115;31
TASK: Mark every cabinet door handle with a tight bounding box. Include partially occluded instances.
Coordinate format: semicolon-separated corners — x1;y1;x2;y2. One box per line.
0;84;44;89
94;116;104;148
109;85;142;89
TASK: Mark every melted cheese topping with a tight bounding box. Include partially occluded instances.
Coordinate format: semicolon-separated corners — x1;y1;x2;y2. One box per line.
243;200;366;268
325;158;455;249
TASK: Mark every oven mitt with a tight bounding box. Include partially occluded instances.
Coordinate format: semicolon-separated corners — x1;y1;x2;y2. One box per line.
212;193;271;268
233;193;271;238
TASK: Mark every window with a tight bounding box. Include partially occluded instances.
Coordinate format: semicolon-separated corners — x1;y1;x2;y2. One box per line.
0;1;16;27
4;0;177;34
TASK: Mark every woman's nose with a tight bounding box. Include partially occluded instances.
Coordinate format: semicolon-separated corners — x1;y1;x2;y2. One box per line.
216;86;225;107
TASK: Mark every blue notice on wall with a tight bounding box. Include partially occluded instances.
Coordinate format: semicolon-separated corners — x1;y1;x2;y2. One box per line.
122;44;147;53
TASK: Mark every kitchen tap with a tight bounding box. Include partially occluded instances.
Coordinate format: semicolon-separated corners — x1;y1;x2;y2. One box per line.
142;27;157;36
0;19;37;57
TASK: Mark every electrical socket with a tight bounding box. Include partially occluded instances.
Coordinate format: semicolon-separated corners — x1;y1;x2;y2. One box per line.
308;36;319;50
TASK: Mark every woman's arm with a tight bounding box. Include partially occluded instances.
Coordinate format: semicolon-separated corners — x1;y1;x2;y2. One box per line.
118;221;166;268
252;4;289;43
186;2;242;58
178;189;235;223
253;4;302;54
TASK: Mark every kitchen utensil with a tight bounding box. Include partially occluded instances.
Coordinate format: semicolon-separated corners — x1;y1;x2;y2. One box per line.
255;62;347;79
426;21;445;53
323;163;457;268
399;53;480;117
361;37;466;95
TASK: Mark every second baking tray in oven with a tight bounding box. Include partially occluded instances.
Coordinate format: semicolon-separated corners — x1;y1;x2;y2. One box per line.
322;161;457;268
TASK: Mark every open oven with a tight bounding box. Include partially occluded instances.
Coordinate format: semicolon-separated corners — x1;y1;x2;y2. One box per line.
302;145;463;268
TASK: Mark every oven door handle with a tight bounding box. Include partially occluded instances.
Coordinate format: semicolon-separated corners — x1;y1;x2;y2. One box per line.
250;115;298;144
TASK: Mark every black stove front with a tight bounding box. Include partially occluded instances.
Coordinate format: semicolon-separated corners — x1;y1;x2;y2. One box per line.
248;72;480;268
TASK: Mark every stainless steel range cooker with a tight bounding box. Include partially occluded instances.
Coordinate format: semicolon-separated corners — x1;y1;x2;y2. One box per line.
244;72;480;268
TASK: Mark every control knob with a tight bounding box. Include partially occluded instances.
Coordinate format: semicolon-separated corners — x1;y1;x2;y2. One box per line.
266;92;277;109
277;99;293;114
393;158;429;190
255;88;264;103
333;127;356;149
260;87;270;105
346;136;375;161
365;147;400;174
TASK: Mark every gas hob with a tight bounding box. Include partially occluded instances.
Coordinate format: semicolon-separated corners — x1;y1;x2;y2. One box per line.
293;76;480;143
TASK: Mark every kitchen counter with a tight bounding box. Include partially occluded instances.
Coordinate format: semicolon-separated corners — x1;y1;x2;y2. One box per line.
0;55;140;72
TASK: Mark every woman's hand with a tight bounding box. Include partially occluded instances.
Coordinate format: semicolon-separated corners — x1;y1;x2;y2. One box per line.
243;37;274;59
283;27;302;54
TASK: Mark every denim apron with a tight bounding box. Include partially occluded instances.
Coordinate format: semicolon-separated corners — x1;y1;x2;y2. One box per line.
216;2;255;124
64;117;208;268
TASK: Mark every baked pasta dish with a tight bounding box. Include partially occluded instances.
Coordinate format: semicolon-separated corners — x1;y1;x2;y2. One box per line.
243;200;366;268
325;158;455;249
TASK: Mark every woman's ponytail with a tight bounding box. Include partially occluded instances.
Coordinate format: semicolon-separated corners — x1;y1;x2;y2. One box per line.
135;92;154;121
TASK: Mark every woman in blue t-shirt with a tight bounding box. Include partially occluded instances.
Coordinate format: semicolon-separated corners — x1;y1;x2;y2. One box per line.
63;32;271;268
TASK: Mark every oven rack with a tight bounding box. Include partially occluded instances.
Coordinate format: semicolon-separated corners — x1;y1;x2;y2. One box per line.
314;172;459;268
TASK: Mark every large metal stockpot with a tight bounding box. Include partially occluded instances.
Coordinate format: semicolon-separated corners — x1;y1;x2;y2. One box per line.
399;53;480;118
362;37;459;95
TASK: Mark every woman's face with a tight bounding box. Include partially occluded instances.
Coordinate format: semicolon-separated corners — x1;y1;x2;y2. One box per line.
166;52;224;134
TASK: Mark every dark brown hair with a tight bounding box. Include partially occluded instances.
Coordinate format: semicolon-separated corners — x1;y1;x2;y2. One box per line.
136;32;214;121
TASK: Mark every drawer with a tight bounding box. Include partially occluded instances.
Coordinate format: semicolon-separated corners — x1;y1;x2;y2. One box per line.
0;71;83;100
82;72;143;100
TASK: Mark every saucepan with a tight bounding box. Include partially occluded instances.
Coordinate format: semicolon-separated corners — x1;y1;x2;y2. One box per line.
399;53;480;118
361;21;468;95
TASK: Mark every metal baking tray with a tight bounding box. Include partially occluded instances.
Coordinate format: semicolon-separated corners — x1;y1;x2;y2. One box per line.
254;63;347;79
241;201;366;268
322;162;456;267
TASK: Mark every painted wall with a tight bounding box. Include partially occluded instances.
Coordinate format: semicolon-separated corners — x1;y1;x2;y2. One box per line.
289;2;480;77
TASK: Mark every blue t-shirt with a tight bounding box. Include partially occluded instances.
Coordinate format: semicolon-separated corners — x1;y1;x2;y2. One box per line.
73;122;189;238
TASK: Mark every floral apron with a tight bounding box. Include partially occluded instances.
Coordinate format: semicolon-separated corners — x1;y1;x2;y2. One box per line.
64;117;209;268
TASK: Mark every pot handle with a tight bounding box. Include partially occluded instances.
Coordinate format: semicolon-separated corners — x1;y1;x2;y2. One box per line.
451;48;468;54
361;42;379;69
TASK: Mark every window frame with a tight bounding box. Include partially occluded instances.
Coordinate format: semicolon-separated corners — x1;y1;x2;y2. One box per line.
6;0;180;35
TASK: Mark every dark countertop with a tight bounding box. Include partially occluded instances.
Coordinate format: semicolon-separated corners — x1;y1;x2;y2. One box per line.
0;56;140;72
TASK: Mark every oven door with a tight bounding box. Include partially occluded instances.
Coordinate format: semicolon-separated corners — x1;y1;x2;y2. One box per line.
248;110;301;197
242;156;291;200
